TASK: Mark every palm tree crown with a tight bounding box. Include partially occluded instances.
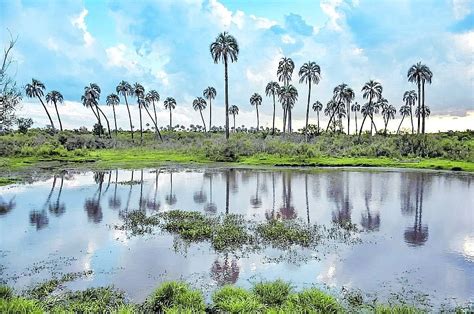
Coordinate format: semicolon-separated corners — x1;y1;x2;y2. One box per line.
106;94;120;106
407;62;432;85
278;85;298;109
45;91;63;105
250;93;262;107
277;57;295;85
146;90;160;103
298;61;321;84
116;81;133;97
133;83;145;100
312;101;323;112
192;97;207;111
210;32;239;64
362;80;382;101
203;86;216;100
25;79;45;98
229;105;239;115
351;102;360;112
265;81;280;97
164;97;176;110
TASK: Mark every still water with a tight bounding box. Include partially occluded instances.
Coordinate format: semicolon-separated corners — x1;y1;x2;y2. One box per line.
0;167;473;305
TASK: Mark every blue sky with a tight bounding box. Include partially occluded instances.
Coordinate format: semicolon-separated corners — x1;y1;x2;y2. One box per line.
1;0;473;130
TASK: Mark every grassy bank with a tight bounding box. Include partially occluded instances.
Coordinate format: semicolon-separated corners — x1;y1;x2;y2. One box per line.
1;279;434;313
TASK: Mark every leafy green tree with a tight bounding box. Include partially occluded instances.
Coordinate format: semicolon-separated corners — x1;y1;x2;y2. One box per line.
277;57;295;132
106;93;120;135
133;83;145;143
210;32;239;139
193;96;207;132
334;83;355;134
397;104;411;134
25;79;55;130
403;90;417;134
228;105;239;132
16;117;33;134
164;97;176;131
408;62;432;134
116;80;134;140
250;93;262;130
265;81;280;135
298;61;321;138
203;86;216;131
361;80;383;135
45;90;64;131
351;102;360;135
312;101;323;134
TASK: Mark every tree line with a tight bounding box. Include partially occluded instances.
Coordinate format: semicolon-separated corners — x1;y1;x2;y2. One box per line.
21;32;433;140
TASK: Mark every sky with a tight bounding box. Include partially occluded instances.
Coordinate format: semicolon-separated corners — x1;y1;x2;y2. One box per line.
1;0;473;132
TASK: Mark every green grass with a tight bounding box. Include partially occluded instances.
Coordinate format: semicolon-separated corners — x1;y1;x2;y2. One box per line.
256;219;315;248
252;280;293;307
212;285;264;313
145;281;205;313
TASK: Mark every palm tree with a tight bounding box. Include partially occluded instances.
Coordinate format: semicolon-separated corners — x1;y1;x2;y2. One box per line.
408;62;432;134
45;90;63;131
312;101;323;134
415;105;431;126
358;102;377;138
146;90;160;128
278;84;298;133
106;93;120;136
143;96;163;141
351;102;360;135
25;79;55;130
210;32;239;140
361;80;383;135
324;100;336;132
334;83;355;134
132;83;145;143
265;81;280;135
403;90;417;134
298;61;321;138
203;86;216;131
250;93;262;130
84;83;110;136
397;104;411;134
164;97;176;131
277;57;295;132
381;102;396;134
116;81;134;140
229;105;239;132
193;97;207;132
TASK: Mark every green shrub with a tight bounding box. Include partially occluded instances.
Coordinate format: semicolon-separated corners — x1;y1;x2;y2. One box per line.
0;286;13;300
252;280;292;307
146;281;205;313
212;286;264;313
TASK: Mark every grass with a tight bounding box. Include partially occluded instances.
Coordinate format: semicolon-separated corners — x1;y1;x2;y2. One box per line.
145;281;205;313
212;285;265;313
256;219;315;248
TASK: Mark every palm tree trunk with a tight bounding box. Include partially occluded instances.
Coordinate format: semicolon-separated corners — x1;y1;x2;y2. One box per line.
138;102;143;143
53;100;63;131
397;116;405;134
326;110;336;132
317;111;320;134
256;105;259;130
282;107;287;134
144;105;163;141
354;112;358;135
272;94;276;135
358;115;368;138
417;81;421;134
371;114;378;134
224;57;229;140
112;104;118;136
410;105;414;134
169;108;172;131
305;80;311;140
421;81;426;134
288;108;292;133
124;95;134;140
96;105;111;137
36;94;55;130
209;98;212;132
233;114;236;132
200;109;207;132
152;100;158;129
225;171;230;214
347;101;350;135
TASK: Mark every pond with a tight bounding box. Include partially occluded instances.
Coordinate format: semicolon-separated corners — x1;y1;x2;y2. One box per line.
0;167;473;307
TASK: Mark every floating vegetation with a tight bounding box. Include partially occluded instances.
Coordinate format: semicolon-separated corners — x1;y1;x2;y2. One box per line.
256;219;315;248
26;270;93;300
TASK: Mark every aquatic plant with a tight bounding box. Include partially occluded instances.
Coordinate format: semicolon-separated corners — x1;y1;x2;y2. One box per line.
212;285;264;313
212;214;252;251
256;219;314;248
145;281;205;313
252;280;293;307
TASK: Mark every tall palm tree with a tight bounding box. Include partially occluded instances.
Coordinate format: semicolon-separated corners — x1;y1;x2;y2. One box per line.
312;101;323;134
106;93;120;136
210;32;239;140
146;90;160;127
265;81;280;135
298;61;321;138
397;104;411;134
203;86;216;131
324;100;336;132
403;90;417;134
25;79;55;130
358;102;378;138
408;62;432;134
415;105;431;126
334;83;355;134
361;80;383;136
351;102;360;135
278;84;298;133
228;105;239;132
381;103;396;134
193;97;207;132
250;93;262;130
132;83;145;143
143;96;163;141
45;90;64;131
116;81;134;140
164;97;176;131
84;83;110;136
277;57;295;132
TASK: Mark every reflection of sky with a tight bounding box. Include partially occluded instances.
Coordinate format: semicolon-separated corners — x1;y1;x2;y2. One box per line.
0;168;473;305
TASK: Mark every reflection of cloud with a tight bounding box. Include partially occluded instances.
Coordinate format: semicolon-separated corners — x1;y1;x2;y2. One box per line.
462;235;474;259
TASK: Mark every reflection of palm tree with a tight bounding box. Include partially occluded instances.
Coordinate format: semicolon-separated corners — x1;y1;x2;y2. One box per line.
265;173;276;221
278;173;296;220
49;173;65;216
404;175;429;246
30;176;57;230
139;170;146;210
250;172;262;208
165;172;177;206
360;174;380;231
225;170;230;214
108;169;121;209
84;172;105;223
329;173;351;227
210;253;240;286
146;169;160;211
124;170;135;212
0;196;16;216
194;174;208;205
205;173;217;214
305;174;310;224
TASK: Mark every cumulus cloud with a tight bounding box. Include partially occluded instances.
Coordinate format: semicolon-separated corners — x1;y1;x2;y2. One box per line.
71;9;94;47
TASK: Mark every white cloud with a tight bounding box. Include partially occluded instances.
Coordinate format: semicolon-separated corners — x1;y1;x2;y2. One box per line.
249;15;277;29
281;34;296;44
105;44;137;71
452;0;472;19
71;9;94;47
320;0;345;32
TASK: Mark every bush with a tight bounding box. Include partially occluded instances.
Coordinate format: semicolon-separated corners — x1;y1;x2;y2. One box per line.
212;286;264;313
16;117;34;134
252;280;292;307
146;281;205;312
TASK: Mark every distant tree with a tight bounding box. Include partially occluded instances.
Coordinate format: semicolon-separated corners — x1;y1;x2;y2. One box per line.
144;93;163;141
116;81;134;140
1;33;21;131
277;57;295;132
403;90;417;134
278;84;298;133
381;102;396;134
298;61;321;138
146;90;160;128
133;83;145;143
334;83;355;134
45;90;64;131
250;93;262;130
415;105;431;126
25;79;55;130
16;117;33;134
106;93;120;135
193;96;207;132
164;97;176;131
203;86;216;131
397;104;411;134
265;81;280;135
408;62;432;134
228;105;239;132
84;83;110;137
351;102;361;135
312;101;323;134
361;80;383;135
210;32;239;139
